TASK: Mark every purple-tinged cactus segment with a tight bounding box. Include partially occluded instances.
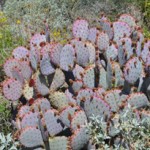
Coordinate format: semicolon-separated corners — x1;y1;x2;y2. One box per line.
93;87;105;98
118;14;136;30
71;110;87;131
76;88;93;106
3;78;22;101
71;127;90;150
101;20;113;40
106;43;118;60
40;52;55;75
19;127;44;148
72;39;89;67
104;89;127;112
145;53;150;75
49;136;71;150
96;32;109;51
84;96;111;119
20;61;32;80
40;43;53;54
21;112;39;129
29;49;39;70
23;81;34;100
83;65;95;88
124;57;142;84
12;67;24;84
49;92;69;110
136;32;144;56
119;37;133;60
73;19;89;40
50;43;63;66
12;46;29;61
87;27;98;43
112;62;124;87
72;80;83;93
32;98;51;113
141;40;150;62
60;44;75;71
18;105;30;118
73;64;84;80
99;65;108;90
127;93;150;108
60;106;80;127
86;42;96;64
4;59;20;78
65;89;77;105
30;33;46;51
33;71;49;96
113;21;131;44
44;109;63;136
50;68;65;91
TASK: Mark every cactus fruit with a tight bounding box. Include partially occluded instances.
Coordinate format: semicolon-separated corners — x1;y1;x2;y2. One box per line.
2;14;150;150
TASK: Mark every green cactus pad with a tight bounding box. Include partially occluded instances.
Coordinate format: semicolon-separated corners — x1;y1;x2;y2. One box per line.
49;136;70;150
49;91;69;110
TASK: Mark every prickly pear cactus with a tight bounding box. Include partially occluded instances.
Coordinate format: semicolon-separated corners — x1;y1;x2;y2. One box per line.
2;13;150;150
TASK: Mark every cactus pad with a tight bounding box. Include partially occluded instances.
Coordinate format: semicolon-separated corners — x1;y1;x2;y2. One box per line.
49;91;69;110
124;57;142;84
23;81;34;100
73;19;89;40
96;32;109;51
127;93;150;108
71;110;87;131
73;64;84;80
40;52;55;75
32;98;51;113
12;46;29;61
60;106;79;127
118;14;136;30
19;127;44;148
43;110;63;136
82;65;95;88
49;136;70;150
113;21;131;44
3;78;22;101
60;44;75;71
50;68;65;91
4;59;20;78
21;112;39;128
71;127;89;150
84;96;111;119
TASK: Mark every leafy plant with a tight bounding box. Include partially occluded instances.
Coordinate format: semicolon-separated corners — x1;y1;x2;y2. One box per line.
0;132;19;150
0;99;12;135
87;105;150;150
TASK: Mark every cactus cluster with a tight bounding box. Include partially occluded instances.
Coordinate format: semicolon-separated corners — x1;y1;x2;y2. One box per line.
2;14;150;150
